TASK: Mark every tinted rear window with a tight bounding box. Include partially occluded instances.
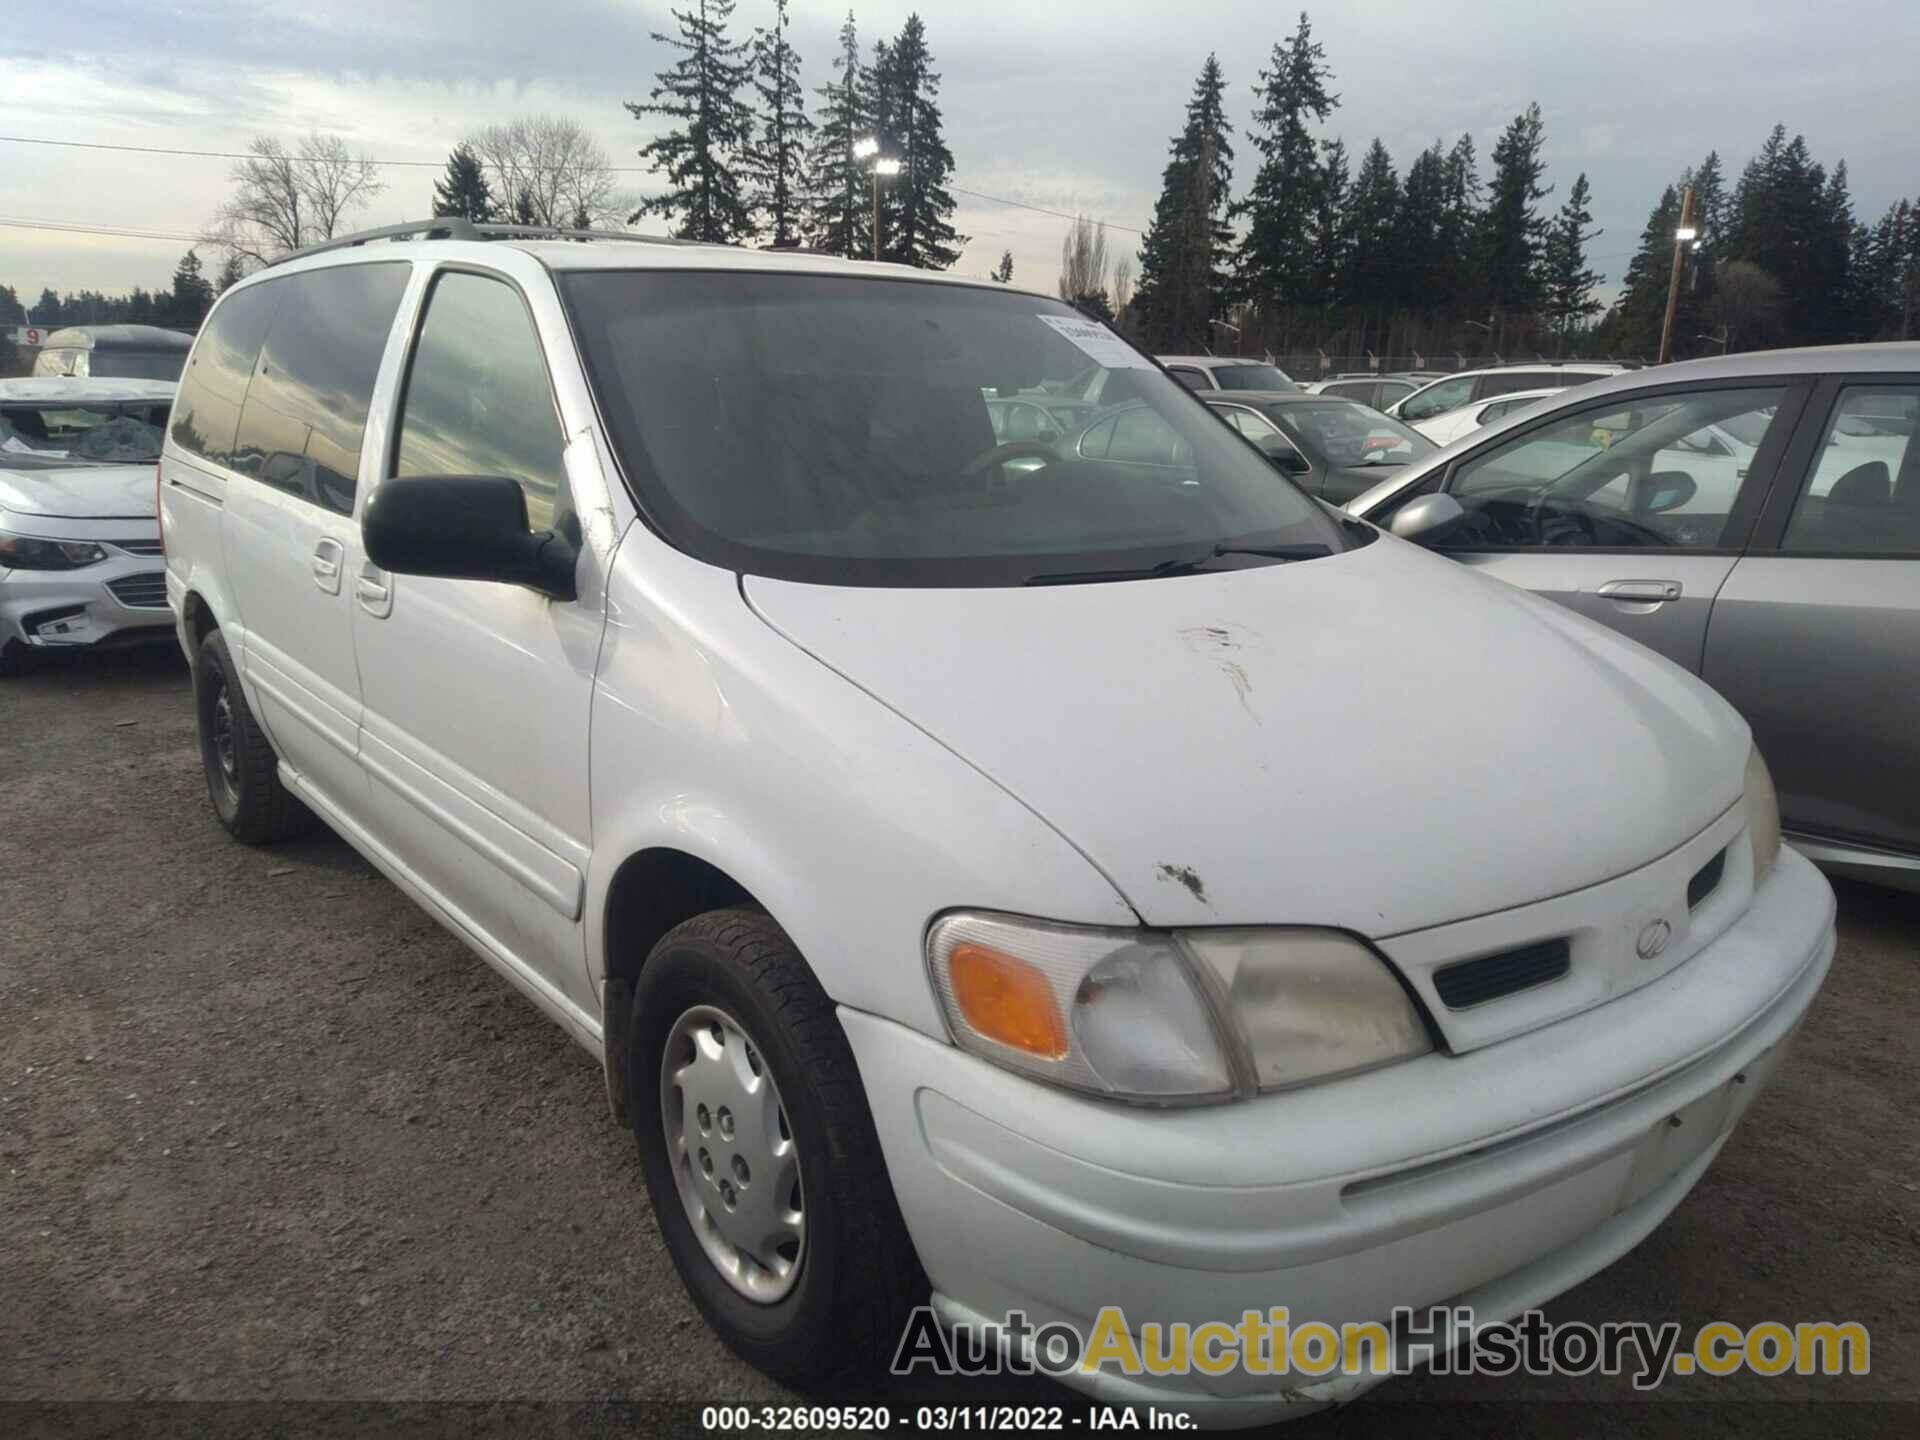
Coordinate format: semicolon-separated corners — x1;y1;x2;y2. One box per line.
170;285;281;468
230;263;410;515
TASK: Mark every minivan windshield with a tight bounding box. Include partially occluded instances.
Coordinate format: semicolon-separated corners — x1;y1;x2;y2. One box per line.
561;271;1349;586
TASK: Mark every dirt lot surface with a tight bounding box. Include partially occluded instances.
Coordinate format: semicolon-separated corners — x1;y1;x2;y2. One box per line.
3;647;1916;1437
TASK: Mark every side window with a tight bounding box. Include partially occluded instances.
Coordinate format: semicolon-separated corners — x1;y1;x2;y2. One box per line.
1399;375;1474;422
231;263;409;515
1108;407;1189;466
169;283;280;469
1782;386;1920;555
1219;406;1280;440
1323;381;1369;403
1444;386;1788;550
1378;381;1416;407
1168;367;1210;392
394;272;569;531
1076;416;1115;460
1479;370;1557;399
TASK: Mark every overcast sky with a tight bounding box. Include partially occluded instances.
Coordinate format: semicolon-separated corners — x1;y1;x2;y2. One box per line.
4;0;1918;308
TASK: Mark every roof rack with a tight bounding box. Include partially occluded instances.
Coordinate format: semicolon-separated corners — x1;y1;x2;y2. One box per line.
265;218;716;268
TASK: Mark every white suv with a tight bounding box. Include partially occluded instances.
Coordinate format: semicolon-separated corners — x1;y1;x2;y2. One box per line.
162;222;1833;1423
1389;362;1628;424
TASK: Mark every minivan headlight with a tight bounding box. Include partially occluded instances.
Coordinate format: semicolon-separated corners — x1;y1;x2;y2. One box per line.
927;912;1431;1104
1746;745;1781;882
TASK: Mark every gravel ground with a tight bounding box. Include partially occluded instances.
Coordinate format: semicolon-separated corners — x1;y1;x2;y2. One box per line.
2;646;1916;1437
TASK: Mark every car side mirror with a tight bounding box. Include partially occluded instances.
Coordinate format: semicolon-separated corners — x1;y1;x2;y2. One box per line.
1259;438;1311;475
1388;492;1469;544
364;475;578;601
1644;470;1697;513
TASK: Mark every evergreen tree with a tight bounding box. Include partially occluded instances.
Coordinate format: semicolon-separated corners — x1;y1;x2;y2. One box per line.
803;12;868;257
1437;133;1483;310
214;254;246;295
744;0;813;246
1478;103;1551;323
1608;183;1683;356
1342;140;1401;314
869;15;964;268
1232;12;1338;309
627;0;756;243
512;188;539;225
1541;173;1603;349
167;249;215;329
1132;55;1235;351
1854;197;1919;339
1724;126;1848;343
432;144;496;222
34;288;62;325
1308;137;1351;311
991;250;1014;283
1391;142;1448;310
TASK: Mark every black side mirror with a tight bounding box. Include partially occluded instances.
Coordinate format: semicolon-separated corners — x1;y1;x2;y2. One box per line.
364;475;578;601
1259;438;1311;475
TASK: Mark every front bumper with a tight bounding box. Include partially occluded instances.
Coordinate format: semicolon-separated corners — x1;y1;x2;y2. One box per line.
841;846;1835;1425
1;551;171;652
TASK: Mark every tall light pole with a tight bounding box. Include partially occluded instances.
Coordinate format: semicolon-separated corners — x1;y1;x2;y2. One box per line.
1658;184;1697;366
852;137;900;261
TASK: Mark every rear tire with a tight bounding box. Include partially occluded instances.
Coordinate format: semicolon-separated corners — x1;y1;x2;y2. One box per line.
0;639;29;678
630;908;923;1384
194;629;310;844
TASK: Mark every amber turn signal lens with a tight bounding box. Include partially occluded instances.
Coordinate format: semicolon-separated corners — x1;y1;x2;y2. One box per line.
947;942;1069;1059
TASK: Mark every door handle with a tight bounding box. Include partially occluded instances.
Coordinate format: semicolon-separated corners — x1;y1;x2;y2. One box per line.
1597;579;1681;604
311;538;344;595
355;568;394;618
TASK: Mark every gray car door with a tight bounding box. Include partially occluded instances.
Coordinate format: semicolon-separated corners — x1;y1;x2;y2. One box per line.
1703;376;1920;859
1411;378;1810;672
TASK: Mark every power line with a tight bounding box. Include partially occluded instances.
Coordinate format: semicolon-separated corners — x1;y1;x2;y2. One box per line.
1;216;203;243
0;133;1143;236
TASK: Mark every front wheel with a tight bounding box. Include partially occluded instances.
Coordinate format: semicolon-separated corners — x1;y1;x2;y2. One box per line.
630;909;923;1383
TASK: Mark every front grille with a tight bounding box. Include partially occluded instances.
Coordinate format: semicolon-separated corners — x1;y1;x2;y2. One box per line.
1432;937;1571;1010
111;537;164;557
106;572;168;609
1687;848;1726;909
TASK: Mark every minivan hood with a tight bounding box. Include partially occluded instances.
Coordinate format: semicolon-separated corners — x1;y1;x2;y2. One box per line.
0;463;155;520
744;538;1748;937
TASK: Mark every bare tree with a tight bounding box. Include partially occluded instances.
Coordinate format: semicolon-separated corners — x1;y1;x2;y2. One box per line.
1111;255;1135;315
206;134;384;266
465;116;624;228
1058;215;1111;304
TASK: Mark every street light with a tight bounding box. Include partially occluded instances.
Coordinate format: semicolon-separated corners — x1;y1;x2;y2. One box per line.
853;136;900;260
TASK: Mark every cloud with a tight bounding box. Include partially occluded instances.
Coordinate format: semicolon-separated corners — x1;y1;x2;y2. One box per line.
5;0;1919;297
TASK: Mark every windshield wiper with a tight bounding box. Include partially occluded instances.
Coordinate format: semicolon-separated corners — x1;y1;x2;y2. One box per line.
1024;541;1330;586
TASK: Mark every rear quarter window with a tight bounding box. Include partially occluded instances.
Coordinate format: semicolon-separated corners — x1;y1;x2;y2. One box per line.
169;285;281;469
230;263;410;515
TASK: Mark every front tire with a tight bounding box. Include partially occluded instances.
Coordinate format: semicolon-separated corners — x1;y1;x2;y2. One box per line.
194;629;310;844
630;909;923;1384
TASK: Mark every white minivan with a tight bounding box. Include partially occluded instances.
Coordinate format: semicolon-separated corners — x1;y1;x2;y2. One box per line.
162;222;1834;1423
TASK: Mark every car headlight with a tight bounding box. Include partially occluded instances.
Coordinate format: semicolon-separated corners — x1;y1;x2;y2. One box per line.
1746;745;1781;882
0;532;108;570
927;912;1432;1105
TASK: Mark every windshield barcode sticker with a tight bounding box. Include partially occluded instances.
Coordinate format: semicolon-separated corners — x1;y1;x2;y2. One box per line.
1035;313;1151;369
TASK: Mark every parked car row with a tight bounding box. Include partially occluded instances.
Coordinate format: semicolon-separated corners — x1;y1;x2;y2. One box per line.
137;221;1838;1424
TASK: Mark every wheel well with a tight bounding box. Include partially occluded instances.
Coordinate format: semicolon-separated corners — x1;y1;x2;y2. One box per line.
603;848;758;992
599;847;758;1125
182;591;218;650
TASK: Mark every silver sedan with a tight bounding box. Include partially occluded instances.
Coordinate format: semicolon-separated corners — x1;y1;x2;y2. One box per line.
1344;343;1920;892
